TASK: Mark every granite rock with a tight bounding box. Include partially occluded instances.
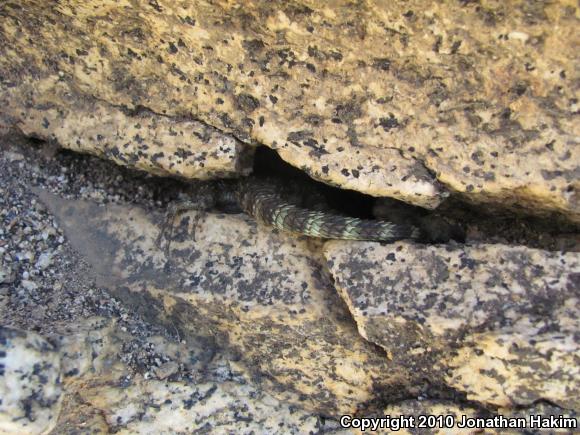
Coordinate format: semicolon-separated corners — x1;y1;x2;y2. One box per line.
0;326;62;435
1;0;577;218
34;189;418;415
324;241;580;410
0;318;352;434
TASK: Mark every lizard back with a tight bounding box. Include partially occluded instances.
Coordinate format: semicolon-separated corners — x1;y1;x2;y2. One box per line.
236;178;420;242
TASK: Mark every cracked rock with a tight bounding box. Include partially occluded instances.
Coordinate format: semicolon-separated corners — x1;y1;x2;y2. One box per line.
2;0;577;218
324;241;580;410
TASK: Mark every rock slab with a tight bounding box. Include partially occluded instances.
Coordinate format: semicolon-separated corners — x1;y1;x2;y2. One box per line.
1;0;578;218
324;241;580;410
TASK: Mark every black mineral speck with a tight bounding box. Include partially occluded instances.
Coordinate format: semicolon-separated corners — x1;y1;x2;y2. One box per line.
334;102;361;123
511;81;528;96
303;138;318;148
242;39;265;55
305;115;322;126
541;169;563;181
450;40;462;54
235;93;260;112
167;42;178;54
500;108;512;120
460;257;476;270
471;151;484;165
433;35;442;53
148;0;162;12
379;114;400;132
182;16;195;26
329;51;343;61
287;130;312;143
372;58;391;71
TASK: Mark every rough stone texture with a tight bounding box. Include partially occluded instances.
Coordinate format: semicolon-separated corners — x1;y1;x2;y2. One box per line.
4;317;575;434
324;241;580;410
0;76;253;180
2;0;578;217
3;133;576;430
77;379;328;434
34;189;421;416
0;326;62;435
58;321;355;434
0;318;350;434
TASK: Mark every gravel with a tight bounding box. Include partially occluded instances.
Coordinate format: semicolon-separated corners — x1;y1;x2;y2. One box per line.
0;132;185;377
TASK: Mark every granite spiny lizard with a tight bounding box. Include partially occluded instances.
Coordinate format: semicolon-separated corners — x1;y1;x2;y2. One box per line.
161;176;420;243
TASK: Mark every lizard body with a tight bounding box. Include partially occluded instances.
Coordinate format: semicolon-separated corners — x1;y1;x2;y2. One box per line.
236;177;419;241
168;177;420;242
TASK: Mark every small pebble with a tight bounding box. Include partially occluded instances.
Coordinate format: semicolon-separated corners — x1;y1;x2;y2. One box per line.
21;279;38;291
36;252;53;270
0;263;15;284
4;151;24;162
154;361;179;380
15;251;35;262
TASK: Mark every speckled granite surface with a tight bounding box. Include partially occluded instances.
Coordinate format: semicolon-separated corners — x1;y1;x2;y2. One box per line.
34;190;415;415
0;318;344;434
1;0;578;218
0;134;577;433
324;241;580;410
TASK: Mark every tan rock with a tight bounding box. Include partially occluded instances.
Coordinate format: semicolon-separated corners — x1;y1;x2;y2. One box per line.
35;189;417;415
324;241;580;410
2;1;577;217
0;77;253;180
78;378;328;434
0;317;349;434
6;314;571;433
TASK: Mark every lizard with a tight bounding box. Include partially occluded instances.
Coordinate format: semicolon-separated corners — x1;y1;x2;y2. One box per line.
158;176;421;247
